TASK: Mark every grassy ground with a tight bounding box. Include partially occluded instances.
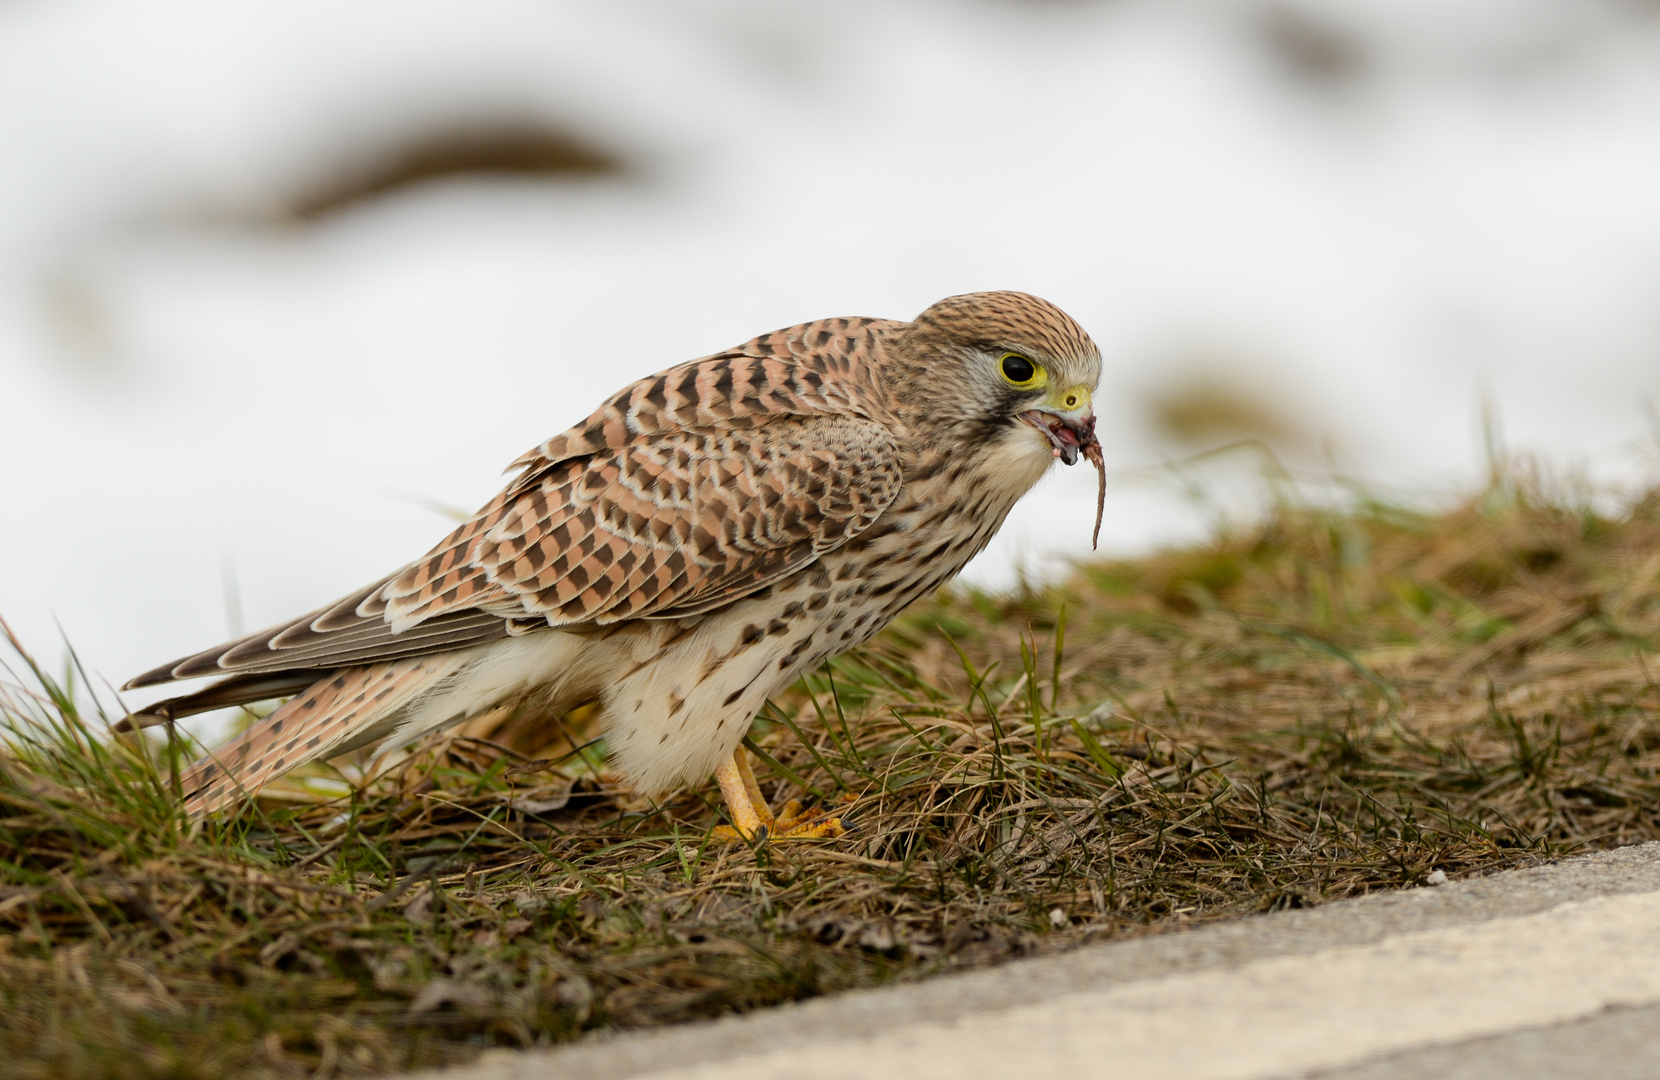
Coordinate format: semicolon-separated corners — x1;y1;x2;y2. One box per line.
3;474;1659;1079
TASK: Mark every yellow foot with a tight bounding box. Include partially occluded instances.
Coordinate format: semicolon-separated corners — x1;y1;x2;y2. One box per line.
772;798;848;839
710;749;848;843
711;813;845;842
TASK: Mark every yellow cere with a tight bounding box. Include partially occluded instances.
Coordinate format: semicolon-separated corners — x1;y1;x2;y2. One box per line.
1052;386;1091;412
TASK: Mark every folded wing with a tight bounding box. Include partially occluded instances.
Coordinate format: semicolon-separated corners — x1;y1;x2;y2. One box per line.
125;412;902;694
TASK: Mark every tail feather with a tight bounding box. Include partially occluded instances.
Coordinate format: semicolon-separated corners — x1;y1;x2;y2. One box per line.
115;670;323;732
180;653;467;816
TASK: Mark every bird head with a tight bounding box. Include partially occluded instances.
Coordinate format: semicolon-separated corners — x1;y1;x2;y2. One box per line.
888;291;1102;467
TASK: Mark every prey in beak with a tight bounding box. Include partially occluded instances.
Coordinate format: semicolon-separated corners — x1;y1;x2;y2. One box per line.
1020;408;1096;466
1020;401;1108;549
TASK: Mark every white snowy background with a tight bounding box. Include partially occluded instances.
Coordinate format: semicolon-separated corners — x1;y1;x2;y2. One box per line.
3;0;1660;734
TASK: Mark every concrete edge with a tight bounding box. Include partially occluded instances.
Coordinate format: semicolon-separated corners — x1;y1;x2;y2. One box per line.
406;841;1660;1080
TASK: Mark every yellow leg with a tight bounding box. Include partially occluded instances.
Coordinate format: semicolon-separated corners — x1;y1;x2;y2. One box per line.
714;750;772;840
711;747;847;843
732;746;773;825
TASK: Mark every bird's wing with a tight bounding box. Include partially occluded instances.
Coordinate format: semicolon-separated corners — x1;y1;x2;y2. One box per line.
381;412;904;628
125;412;902;689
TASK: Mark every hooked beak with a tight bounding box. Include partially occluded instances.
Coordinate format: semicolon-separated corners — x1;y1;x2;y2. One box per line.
1020;406;1097;466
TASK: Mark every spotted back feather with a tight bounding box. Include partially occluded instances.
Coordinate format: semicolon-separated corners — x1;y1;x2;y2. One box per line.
503;321;899;475
381;415;903;631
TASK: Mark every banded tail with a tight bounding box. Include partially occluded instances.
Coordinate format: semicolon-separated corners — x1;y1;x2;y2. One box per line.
179;654;465;816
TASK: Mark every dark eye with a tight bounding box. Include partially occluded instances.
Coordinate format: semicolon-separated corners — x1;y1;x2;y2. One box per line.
1000;354;1036;384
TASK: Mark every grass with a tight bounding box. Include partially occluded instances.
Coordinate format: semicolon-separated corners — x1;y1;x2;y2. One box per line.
3;471;1660;1078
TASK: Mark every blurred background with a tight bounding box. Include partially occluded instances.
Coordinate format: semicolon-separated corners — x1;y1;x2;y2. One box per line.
3;0;1660;733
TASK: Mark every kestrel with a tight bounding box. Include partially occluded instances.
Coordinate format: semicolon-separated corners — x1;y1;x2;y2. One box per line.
124;291;1103;839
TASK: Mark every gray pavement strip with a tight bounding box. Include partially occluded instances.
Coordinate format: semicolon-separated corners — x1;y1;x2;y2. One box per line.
1300;1002;1660;1080
405;841;1660;1080
611;888;1660;1080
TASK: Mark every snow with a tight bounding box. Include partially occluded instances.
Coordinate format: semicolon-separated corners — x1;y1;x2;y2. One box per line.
2;0;1659;732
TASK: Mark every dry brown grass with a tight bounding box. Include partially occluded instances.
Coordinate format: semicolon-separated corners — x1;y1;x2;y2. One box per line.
2;473;1659;1078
